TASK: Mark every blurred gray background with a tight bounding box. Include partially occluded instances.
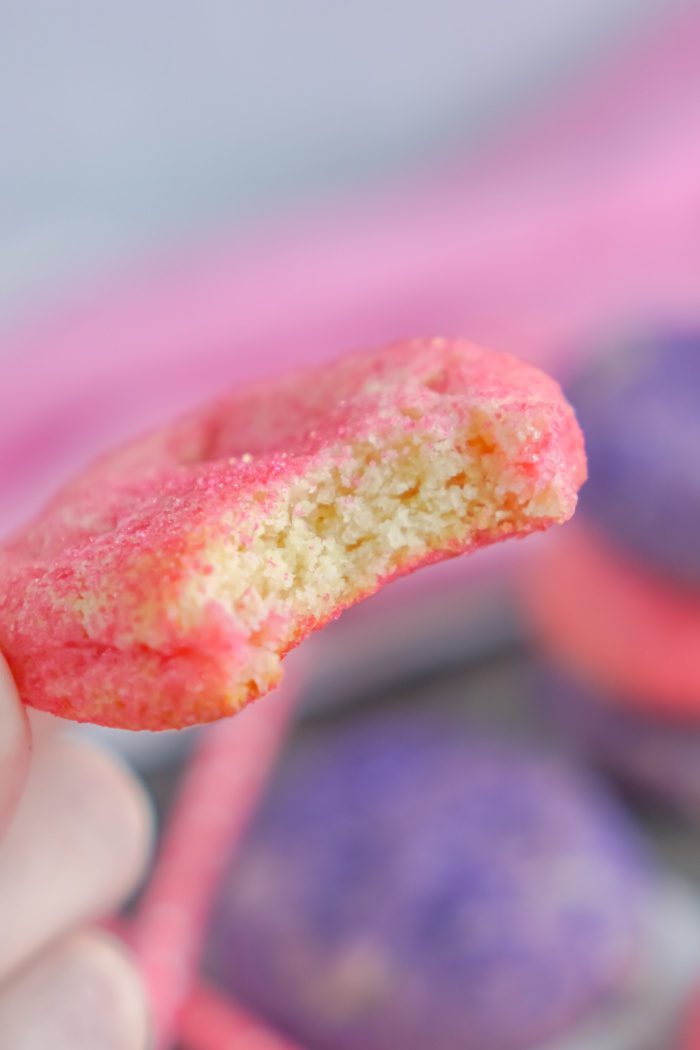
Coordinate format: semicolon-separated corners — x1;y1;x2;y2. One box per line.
0;0;669;326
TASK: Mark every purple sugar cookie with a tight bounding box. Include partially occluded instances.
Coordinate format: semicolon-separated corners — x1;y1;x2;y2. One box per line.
542;669;700;819
570;328;700;588
206;712;653;1050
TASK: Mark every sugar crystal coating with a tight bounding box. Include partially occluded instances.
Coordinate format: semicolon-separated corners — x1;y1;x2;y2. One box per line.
0;338;585;729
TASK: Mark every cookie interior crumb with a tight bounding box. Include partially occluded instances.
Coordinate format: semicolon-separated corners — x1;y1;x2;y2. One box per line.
181;408;563;710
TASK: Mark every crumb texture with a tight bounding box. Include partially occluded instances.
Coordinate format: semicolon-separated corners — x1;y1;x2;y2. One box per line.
0;338;585;729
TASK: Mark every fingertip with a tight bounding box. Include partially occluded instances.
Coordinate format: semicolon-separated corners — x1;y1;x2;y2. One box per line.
0;654;30;834
75;931;152;1050
46;733;156;905
27;706;65;739
0;730;155;983
0;930;151;1049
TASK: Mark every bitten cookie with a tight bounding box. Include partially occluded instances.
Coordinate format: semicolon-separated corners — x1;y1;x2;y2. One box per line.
207;712;652;1050
0;339;584;729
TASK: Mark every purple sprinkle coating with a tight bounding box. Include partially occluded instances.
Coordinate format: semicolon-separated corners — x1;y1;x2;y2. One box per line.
206;712;653;1050
570;328;700;589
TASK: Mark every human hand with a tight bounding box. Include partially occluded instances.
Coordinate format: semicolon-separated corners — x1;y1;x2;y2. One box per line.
0;655;151;1048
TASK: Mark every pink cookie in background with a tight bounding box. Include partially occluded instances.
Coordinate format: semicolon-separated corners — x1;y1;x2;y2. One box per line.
0;339;584;730
523;524;700;717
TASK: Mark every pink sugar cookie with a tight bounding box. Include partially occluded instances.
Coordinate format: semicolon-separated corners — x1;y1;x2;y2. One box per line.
0;339;584;729
524;524;700;716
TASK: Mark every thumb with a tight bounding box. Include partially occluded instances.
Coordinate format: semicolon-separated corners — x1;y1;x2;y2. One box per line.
0;656;30;838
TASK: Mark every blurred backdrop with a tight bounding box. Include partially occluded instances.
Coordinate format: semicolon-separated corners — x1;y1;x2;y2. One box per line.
0;0;670;322
3;3;700;1050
